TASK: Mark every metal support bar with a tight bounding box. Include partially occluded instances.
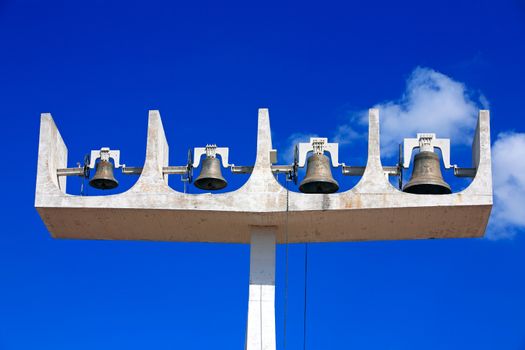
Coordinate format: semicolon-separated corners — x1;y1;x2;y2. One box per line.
121;167;143;175
342;166;366;176
163;166;189;175
342;164;475;178
383;166;401;176
231;165;294;175
120;166;190;176
454;167;477;178
271;165;294;174
57;167;85;177
342;165;400;177
246;227;276;350
231;166;254;174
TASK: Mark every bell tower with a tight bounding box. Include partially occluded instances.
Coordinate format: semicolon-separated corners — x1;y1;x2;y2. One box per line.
35;108;493;349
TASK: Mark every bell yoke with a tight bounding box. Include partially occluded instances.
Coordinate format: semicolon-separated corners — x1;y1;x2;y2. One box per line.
60;126;470;195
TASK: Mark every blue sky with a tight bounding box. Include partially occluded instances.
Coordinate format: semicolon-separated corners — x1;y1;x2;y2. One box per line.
1;0;525;349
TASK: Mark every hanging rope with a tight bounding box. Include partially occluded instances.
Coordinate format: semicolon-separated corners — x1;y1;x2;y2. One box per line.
260;284;263;350
283;178;290;349
80;153;90;196
303;242;308;350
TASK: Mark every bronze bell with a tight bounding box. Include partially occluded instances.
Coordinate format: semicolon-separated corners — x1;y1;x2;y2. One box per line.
299;153;339;194
89;160;119;190
403;151;451;194
194;157;227;190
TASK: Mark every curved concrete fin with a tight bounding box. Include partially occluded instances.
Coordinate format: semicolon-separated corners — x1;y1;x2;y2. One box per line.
131;110;170;191
253;108;273;171
463;110;492;196
240;108;283;197
35;113;68;200
365;108;382;171
357;108;394;192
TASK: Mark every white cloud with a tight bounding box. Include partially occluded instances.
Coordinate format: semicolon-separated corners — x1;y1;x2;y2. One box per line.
362;67;481;157
487;132;525;239
332;123;361;146
285;66;525;239
292;67;483;162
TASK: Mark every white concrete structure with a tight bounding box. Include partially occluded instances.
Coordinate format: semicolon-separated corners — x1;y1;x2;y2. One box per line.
246;227;276;350
35;108;493;350
35;108;492;242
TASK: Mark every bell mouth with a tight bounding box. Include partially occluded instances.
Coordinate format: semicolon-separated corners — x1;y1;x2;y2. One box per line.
194;178;227;191
403;183;452;195
299;179;339;194
89;178;119;190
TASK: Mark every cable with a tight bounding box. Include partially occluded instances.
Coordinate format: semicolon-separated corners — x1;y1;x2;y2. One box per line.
303;242;308;350
260;285;263;350
283;178;290;349
81;174;85;196
80;153;89;196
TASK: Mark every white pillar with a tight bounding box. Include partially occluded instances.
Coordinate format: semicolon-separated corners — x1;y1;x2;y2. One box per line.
245;226;276;350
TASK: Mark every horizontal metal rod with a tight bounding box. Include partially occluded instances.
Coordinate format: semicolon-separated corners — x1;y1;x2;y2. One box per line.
383;166;401;176
121;167;143;175
230;166;254;174
454;167;477;178
342;166;366;176
62;163;477;181
57;167;85;177
342;165;400;177
163;166;188;175
271;165;295;174
122;166;189;175
233;164;401;177
230;165;295;174
123;165;296;176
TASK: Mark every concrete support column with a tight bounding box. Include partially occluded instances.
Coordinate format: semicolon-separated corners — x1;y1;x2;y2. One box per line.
245;226;276;350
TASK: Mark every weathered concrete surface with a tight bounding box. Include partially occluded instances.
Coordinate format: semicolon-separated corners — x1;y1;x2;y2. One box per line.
35;108;493;243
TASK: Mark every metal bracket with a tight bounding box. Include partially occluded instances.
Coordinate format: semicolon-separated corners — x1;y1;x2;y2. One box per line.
296;137;340;168
403;133;451;169
193;145;230;168
89;147;122;169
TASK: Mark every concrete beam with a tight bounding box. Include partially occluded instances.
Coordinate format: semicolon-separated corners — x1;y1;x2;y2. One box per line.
35;109;492;242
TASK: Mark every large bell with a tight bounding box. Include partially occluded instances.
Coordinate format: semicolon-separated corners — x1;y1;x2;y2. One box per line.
299;153;339;194
194;157;227;190
403;151;451;194
89;160;119;190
